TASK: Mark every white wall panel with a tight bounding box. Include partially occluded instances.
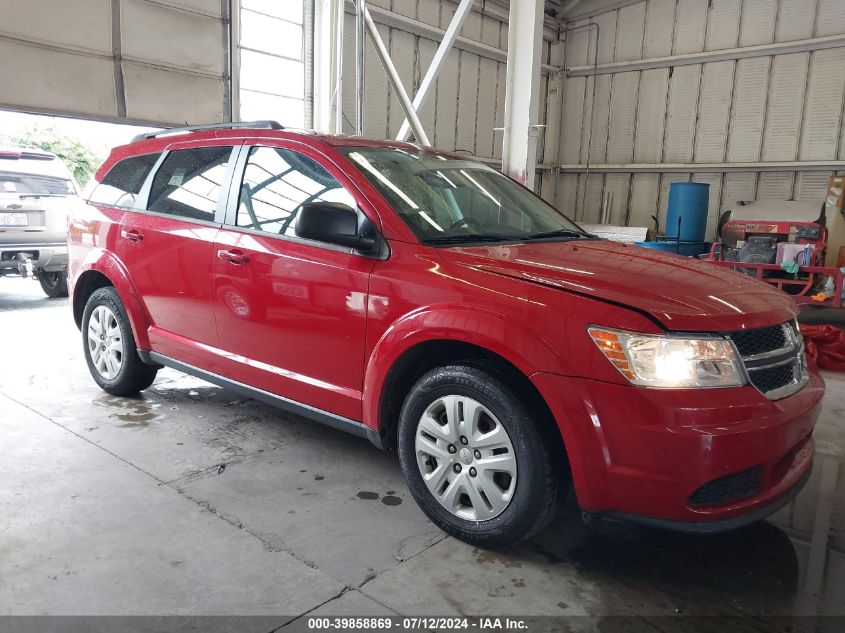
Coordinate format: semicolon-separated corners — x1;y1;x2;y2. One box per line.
705;0;741;50
607;72;638;164
663;65;700;162
776;0;817;41
796;171;833;201
799;48;845;160
387;28;416;138
723;172;758;207
549;0;845;232
694;61;734;163
816;0;845;37
561;76;586;164
642;0;676;58
0;39;116;118
122;0;222;74
123;62;223;124
629;173;660;226
758;172;795;199
614;4;646;62
634;69;668;162
3;0;112;54
727;57;769;161
581;75;612;163
739;0;778;46
1;0;228;125
762;53;809;161
456;52;480;154
673;0;708;54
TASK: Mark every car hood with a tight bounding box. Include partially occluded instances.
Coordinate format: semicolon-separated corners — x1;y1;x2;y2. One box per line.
441;240;797;331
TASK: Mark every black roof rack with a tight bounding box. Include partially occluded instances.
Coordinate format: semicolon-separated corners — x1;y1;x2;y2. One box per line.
132;120;283;143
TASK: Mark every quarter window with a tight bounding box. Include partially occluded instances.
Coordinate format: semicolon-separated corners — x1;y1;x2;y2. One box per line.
89;153;159;208
236;146;355;237
147;147;233;221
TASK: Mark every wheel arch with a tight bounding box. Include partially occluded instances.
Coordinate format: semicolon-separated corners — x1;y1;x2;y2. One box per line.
72;252;151;349
367;336;567;476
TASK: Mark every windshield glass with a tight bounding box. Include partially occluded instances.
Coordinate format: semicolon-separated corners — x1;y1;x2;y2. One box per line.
0;170;75;196
338;147;588;245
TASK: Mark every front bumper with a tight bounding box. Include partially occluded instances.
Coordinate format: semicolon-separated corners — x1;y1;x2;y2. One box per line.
532;370;824;529
0;243;68;272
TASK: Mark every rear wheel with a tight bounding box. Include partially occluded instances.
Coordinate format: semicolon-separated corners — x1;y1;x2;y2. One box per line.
82;287;157;395
397;365;562;547
39;271;68;298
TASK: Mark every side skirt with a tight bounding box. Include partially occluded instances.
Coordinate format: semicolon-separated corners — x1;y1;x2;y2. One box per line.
138;350;383;450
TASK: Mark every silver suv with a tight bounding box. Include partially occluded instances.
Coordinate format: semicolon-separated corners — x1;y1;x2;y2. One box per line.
0;145;79;297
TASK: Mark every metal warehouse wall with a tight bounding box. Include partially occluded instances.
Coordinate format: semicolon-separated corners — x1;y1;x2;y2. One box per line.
337;0;553;164
550;0;845;237
0;0;231;126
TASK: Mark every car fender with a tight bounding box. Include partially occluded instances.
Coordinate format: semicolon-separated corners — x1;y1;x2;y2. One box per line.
362;305;564;431
79;248;152;349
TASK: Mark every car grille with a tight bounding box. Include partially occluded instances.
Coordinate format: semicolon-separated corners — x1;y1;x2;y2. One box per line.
731;324;788;357
728;320;808;400
688;466;763;507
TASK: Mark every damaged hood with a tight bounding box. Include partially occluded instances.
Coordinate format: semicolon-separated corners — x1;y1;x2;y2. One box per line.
441;240;797;331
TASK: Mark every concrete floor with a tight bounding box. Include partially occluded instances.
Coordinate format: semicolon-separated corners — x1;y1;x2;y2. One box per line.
1;277;843;624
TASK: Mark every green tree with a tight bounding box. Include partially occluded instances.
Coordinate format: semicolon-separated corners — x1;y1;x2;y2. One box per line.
11;126;100;187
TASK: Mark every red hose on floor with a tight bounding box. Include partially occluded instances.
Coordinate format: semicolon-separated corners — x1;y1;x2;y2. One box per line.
800;324;845;371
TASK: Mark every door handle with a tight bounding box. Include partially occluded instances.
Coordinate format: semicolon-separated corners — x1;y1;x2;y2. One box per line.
121;229;144;243
217;249;250;265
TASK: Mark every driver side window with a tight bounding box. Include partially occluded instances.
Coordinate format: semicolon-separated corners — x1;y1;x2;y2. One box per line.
236;146;356;238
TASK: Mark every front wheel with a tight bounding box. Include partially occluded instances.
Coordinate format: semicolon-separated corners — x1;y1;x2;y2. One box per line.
82;287;158;396
397;365;562;547
39;271;68;298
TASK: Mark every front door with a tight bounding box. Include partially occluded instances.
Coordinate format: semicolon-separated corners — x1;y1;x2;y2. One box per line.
118;142;236;367
211;143;377;421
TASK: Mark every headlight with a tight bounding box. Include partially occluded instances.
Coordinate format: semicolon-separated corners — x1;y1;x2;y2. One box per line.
588;327;745;388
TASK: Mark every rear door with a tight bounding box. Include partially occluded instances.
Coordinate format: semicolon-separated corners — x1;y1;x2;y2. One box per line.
211;142;379;421
118;141;239;367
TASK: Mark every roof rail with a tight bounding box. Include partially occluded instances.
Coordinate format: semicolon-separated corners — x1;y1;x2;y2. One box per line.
132;120;284;143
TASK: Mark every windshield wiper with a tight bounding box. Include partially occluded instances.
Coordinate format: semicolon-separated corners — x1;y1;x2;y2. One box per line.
423;233;525;245
524;228;596;241
18;193;68;199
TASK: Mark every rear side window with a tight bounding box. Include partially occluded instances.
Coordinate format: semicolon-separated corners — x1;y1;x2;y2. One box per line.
90;153;159;208
147;146;232;222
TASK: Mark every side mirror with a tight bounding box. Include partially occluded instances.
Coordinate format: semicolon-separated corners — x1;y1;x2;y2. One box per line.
295;201;376;252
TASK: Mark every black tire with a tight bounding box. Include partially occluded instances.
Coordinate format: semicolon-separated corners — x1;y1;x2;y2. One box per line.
397;365;562;548
81;286;157;396
39;271;68;298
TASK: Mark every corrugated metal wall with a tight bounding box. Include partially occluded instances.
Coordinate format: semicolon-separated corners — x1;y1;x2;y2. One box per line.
339;0;552;164
550;0;845;238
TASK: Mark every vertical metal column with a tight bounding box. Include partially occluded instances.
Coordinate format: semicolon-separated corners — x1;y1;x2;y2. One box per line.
355;0;366;135
501;0;545;188
312;0;343;133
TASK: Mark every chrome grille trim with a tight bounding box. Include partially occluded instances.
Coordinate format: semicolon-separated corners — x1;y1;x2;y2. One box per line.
730;320;808;400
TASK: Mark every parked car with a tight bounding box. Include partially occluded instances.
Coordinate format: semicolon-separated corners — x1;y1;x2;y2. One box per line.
68;121;824;546
1;144;78;297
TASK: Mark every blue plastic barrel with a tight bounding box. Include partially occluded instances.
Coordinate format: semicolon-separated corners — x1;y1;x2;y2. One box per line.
665;182;709;242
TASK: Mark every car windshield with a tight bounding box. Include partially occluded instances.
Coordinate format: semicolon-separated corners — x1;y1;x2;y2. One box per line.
338;147;590;245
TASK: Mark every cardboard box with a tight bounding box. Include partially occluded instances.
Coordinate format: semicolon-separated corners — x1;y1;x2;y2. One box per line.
826;175;845;211
825;175;845;267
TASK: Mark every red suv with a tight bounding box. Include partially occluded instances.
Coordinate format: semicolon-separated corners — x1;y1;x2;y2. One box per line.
68;121;824;546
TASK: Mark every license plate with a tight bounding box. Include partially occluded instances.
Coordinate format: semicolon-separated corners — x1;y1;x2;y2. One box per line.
0;212;27;227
